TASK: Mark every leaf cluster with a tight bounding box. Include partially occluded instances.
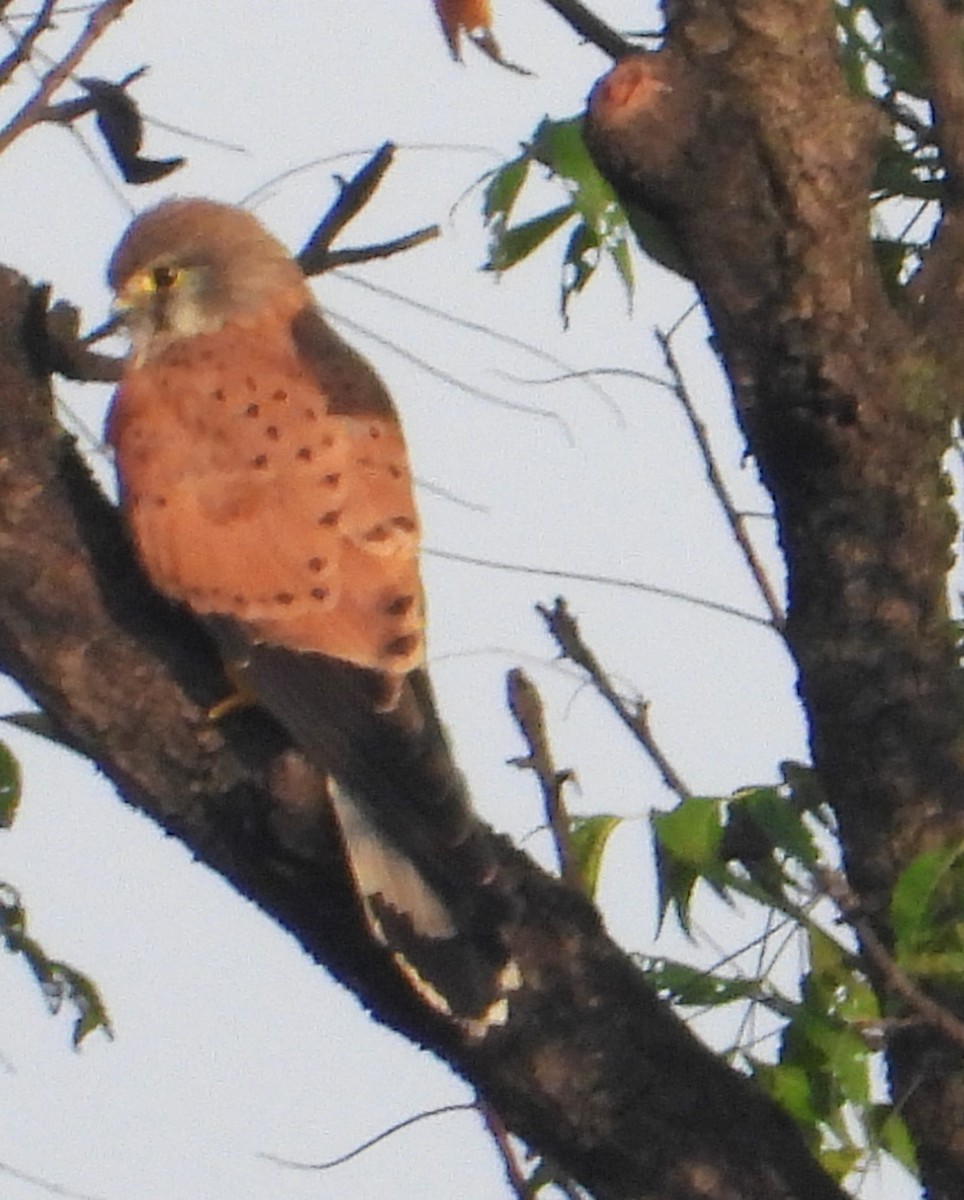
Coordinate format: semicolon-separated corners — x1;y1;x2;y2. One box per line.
569;761;918;1185
0;738;111;1048
482;116;635;320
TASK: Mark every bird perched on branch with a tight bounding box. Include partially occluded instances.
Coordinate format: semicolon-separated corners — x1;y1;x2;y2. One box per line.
106;198;516;1033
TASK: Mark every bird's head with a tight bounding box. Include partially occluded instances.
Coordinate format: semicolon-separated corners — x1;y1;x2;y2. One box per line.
109;198;310;361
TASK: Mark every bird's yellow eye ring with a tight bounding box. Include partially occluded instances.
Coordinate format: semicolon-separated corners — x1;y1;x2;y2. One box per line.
152;265;181;290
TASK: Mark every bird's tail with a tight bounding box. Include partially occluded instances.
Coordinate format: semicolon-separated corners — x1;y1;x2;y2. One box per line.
207;618;518;1034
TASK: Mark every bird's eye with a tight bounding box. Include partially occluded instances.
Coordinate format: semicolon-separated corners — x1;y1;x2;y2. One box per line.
152;265;181;290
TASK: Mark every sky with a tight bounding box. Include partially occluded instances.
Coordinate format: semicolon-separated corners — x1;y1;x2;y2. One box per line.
0;3;919;1199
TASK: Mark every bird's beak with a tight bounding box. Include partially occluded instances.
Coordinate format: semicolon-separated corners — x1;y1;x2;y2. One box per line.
111;270;158;320
84;312;125;346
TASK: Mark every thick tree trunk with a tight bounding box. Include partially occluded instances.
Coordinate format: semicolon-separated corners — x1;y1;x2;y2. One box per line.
585;4;964;1198
0;268;848;1200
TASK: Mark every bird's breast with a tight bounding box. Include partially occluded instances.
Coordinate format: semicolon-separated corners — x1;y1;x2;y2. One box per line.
108;322;426;675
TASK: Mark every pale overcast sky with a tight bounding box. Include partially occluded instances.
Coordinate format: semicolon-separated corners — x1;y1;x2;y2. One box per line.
0;3;917;1199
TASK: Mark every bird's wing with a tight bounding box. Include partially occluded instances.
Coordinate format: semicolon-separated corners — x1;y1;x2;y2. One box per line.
108;310;424;675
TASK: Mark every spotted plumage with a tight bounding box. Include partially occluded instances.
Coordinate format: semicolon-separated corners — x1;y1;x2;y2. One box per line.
106;198;516;1033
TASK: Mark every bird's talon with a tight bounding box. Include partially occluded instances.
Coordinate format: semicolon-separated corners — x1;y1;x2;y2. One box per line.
207;664;258;721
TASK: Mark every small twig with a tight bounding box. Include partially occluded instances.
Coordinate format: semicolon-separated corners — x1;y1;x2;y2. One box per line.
35;293;122;384
414;475;489;514
878;89;936;147
297;142;395;268
4;4;99;14
0;0;135;155
538;598;691;800
506;667;581;890
337;270;626;427
818;868;964;1053
259;1101;477;1170
904;0;964;199
297;143;441;275
307;225;440;274
426;547;774;630
656;328;787;634
478;1101;531;1200
0;0;55;89
0;1157;106;1200
538;0;636;60
326;308;571;436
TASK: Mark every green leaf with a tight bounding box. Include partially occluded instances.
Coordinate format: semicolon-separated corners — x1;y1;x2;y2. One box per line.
896;948;964;979
866;1105;919;1176
652;798;726;933
482;155;530;228
807;925;848;982
641;956;760;1007
0;740;21;828
560;219;601;318
481;116;638;310
780;968;873;1123
653;838;700;935
0;881;112;1047
819;1146;862;1183
652;797;725;871
529;117;612;218
780;761;829;821
568;813;622;899
484;203;575;272
730;785;820;869
609;231;635;299
890;843;964;954
753;1062;820;1130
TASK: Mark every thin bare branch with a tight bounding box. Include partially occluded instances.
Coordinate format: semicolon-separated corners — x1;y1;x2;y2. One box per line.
656;329;787;633
325;308;572;436
260;1102;477;1170
904;0;964;199
337;270;626;428
0;0;55;89
0;0;135;155
478;1101;531;1200
5;3;97;13
426;546;775;630
40;295;122;383
293;143;439;274
0;1157;106;1200
414;474;489;513
537;598;691;800
297;142;396;270
308;225;440;273
506;668;581;890
538;0;635;60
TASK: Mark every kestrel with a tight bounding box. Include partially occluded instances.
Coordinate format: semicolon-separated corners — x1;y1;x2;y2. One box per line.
106;198;514;1031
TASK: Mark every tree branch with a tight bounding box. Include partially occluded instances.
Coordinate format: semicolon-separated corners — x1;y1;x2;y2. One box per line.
904;0;964;201
537;0;635;60
505;667;580;891
0;269;848;1200
656;327;786;633
583;4;964;1193
297;142;439;277
0;0;136;155
537;598;691;800
0;0;56;89
820;869;964;1054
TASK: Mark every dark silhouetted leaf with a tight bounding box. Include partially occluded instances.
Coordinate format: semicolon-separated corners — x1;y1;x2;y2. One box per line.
81;77;184;185
0;740;21;828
